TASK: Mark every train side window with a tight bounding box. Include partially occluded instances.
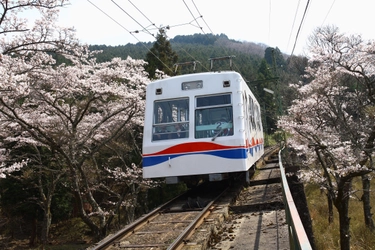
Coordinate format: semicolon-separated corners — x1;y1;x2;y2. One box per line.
250;98;256;130
255;104;261;131
152;98;189;141
243;94;251;134
195;94;233;139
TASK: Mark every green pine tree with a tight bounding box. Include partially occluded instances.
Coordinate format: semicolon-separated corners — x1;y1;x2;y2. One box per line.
256;59;278;134
145;28;178;79
264;47;285;70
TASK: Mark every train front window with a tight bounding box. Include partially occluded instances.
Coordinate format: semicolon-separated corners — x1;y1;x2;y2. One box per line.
152;98;189;141
195;94;233;139
196;94;231;107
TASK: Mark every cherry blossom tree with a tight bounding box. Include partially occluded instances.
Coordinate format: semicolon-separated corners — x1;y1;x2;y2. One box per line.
1;0;78;245
1;0;80;57
0;0;156;243
0;51;154;240
279;26;375;250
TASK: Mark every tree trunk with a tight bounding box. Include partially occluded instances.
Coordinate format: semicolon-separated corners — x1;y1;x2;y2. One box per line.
335;178;352;250
72;185;101;240
361;174;375;230
327;192;334;224
29;218;38;247
41;209;52;246
40;190;54;247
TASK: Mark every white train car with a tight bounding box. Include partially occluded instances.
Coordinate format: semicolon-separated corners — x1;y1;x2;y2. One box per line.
142;71;264;184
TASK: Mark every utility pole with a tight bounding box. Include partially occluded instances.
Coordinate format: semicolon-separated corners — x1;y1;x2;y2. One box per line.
271;48;283;117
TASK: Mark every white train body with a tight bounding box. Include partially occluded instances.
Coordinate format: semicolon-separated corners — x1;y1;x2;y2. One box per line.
142;71;264;183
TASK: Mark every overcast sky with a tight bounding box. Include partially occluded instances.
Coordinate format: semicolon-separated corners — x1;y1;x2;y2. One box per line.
58;0;373;56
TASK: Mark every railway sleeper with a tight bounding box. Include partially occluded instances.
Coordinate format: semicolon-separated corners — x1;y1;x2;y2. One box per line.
114;242;169;248
229;200;285;214
134;230;172;234
257;164;279;170
149;220;193;224
249;177;281;186
265;158;279;164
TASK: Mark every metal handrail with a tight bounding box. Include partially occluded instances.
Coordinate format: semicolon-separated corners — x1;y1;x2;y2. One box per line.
279;147;313;250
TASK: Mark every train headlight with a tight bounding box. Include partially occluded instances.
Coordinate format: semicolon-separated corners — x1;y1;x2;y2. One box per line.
182;80;203;90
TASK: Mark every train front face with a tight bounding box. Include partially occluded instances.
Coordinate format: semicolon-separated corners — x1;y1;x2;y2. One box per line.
142;72;264;183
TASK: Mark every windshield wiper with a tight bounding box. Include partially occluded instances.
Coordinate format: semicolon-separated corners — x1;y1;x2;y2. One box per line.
211;128;224;141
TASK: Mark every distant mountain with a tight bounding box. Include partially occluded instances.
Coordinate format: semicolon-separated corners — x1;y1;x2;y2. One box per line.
88;33;268;62
171;33;268;57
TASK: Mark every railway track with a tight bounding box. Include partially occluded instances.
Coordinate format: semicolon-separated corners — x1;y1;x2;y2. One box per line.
90;146;281;250
90;182;229;250
210;147;289;249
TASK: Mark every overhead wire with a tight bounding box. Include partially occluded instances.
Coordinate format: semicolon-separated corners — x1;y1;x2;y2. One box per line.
321;0;336;26
191;0;213;34
268;0;272;45
129;0;210;72
290;0;311;56
286;0;301;53
111;0;155;38
127;0;167;36
124;0;209;72
86;0;173;73
180;0;244;76
128;0;157;30
287;0;335;55
87;0;244;75
182;0;204;34
114;0;209;73
87;0;132;36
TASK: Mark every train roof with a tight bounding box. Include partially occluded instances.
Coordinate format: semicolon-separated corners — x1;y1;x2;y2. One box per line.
145;71;257;101
148;71;243;85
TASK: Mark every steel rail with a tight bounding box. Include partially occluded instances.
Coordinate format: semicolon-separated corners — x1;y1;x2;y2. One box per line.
90;193;186;250
167;187;228;250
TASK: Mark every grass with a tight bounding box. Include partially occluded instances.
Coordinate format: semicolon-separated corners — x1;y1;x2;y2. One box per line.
305;177;375;250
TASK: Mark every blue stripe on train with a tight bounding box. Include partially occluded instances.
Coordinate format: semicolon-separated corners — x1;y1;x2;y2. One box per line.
143;148;248;167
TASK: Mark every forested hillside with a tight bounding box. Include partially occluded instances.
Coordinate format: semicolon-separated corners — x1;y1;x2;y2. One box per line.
90;33;267;80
